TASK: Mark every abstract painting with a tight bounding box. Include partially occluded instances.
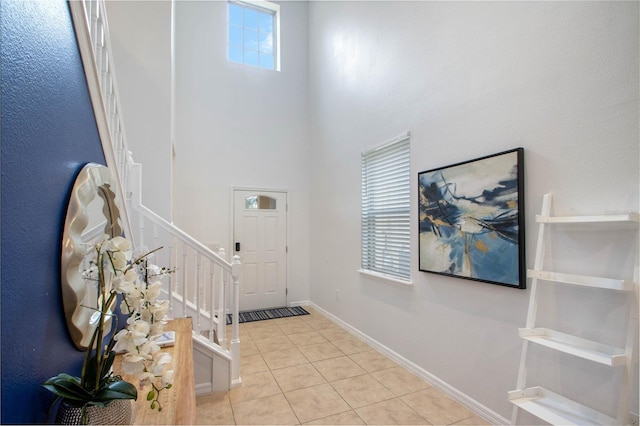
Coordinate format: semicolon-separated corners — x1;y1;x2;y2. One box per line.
418;148;525;288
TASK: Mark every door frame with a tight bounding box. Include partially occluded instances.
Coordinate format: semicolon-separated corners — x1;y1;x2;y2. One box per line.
229;186;290;308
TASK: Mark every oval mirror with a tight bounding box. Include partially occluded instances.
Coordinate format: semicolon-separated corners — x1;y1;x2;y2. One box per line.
61;163;123;350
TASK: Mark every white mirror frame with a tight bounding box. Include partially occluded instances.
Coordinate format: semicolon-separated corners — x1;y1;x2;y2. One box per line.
61;163;122;350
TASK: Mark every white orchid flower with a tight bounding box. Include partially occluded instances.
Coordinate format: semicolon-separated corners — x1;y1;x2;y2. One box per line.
119;300;131;315
137;372;156;389
113;328;137;353
80;235;175;409
139;340;161;356
109;236;132;252
149;300;170;318
146;352;173;378
121;358;146;376
149;322;166;337
129;317;151;335
161;370;174;388
124;269;138;282
146;281;163;300
147;264;162;276
111;251;129;270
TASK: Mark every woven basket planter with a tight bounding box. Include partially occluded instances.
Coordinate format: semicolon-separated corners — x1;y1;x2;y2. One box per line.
55;399;132;425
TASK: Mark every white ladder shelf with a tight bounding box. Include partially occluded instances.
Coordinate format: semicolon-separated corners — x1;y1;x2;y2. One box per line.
509;193;638;425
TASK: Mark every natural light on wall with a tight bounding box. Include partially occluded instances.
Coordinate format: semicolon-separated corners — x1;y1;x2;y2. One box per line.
228;0;280;71
332;32;360;77
330;28;390;92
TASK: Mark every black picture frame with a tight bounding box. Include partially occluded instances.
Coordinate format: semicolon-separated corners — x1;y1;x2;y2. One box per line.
418;148;525;289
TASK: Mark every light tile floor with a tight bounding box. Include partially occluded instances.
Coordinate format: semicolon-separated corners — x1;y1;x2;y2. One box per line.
196;307;490;425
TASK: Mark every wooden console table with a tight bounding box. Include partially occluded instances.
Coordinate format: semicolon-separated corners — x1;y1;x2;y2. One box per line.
113;317;196;424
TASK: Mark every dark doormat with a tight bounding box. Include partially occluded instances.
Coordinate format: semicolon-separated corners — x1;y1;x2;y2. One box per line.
226;306;310;325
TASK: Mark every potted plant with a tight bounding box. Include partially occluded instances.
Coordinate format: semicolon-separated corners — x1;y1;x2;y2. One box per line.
43;236;174;424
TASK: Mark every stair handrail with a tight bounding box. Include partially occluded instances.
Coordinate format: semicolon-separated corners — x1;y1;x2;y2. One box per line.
68;0;133;240
135;203;229;267
131;193;242;387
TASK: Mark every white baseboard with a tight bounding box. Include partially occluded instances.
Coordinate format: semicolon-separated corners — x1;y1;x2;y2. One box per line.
305;302;509;426
195;382;213;397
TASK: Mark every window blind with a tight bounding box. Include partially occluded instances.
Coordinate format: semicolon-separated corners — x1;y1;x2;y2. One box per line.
361;135;411;281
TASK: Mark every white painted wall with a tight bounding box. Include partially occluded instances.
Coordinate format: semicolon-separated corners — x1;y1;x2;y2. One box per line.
105;0;638;422
172;1;311;305
308;1;639;423
105;1;172;220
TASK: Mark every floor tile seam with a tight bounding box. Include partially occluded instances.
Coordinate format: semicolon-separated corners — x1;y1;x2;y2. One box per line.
344;352;378;372
276;324;309;335
225;392;238;425
353;394;430;423
281;382;352;425
357;364;408;387
292;336;336;350
253;335;296;354
248;329;287;341
290;337;331;348
300;352;347;364
238;331;254;342
398;389;468;426
268;364;305;426
304;409;368;426
273;317;313;328
337;345;376;357
295;346;346;363
229;387;284;410
259;345;308;367
231;391;303;426
454;412;486;426
322;369;370;386
326;372;399;411
300;318;331;327
280;328;317;337
266;356;332;392
294;343;328;365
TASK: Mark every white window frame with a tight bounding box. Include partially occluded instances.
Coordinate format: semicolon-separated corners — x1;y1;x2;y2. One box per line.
227;0;281;71
360;132;412;285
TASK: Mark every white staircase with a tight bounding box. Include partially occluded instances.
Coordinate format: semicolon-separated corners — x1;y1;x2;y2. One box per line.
68;0;242;393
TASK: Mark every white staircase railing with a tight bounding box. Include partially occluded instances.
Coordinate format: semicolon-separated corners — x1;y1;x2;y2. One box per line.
68;0;241;391
129;163;242;392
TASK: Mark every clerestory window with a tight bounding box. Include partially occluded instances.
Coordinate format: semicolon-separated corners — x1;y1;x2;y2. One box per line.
228;0;280;71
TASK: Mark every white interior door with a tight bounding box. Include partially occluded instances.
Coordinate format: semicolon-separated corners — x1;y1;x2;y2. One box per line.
233;190;287;311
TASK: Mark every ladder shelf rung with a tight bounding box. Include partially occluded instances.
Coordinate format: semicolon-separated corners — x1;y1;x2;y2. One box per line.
518;328;627;367
536;213;639;226
527;269;634;291
508;386;617;425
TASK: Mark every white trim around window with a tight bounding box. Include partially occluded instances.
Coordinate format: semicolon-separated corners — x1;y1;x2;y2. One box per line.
361;132;412;284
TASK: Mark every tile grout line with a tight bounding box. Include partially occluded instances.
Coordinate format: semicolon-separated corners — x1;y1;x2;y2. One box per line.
208;311;483;425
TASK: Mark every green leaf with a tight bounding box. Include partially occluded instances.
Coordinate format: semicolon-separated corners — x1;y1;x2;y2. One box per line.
42;376;94;402
94;380;137;402
44;373;81;386
83;355;99;389
99;351;116;382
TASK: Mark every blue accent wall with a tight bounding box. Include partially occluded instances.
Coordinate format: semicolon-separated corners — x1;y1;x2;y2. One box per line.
1;1;106;422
